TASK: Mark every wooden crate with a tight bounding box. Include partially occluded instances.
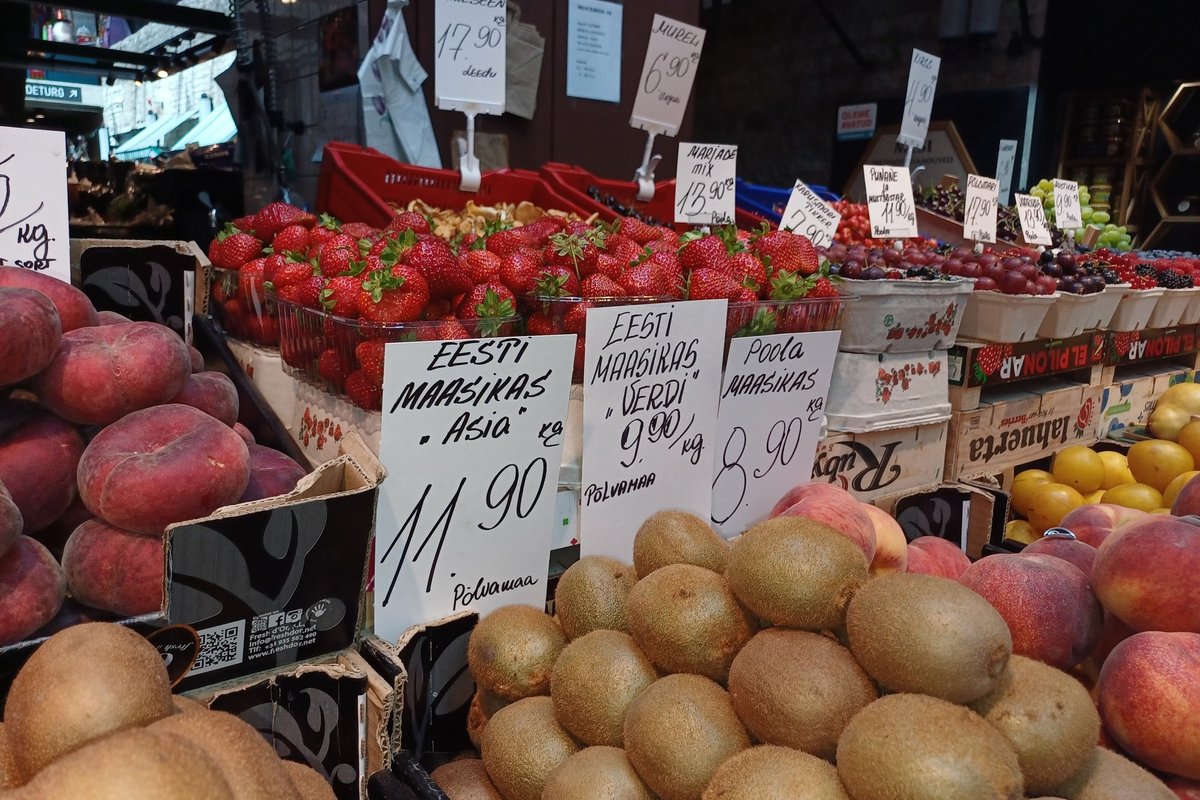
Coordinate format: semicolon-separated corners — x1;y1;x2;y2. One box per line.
1098;325;1200;378
812;422;948;503
1098;366;1198;438
948;333;1105;411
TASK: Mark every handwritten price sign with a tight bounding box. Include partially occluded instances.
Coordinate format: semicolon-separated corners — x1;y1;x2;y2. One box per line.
711;331;839;537
580;300;727;560
434;0;506;113
373;334;574;641
674;142;736;225
0;127;70;284
996;139;1018;205
781;180;841;248
1053;178;1083;230
630;14;705;137
1015;193;1053;246
963;174;999;244
863;164;918;239
898;48;940;149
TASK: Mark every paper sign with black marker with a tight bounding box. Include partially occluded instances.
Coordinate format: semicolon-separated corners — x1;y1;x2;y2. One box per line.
1015;193;1053;246
711;331;840;538
996;139;1018;206
629;14;705;136
372;334;575;641
963;174;999;244
897;48;940;149
1053;178;1083;230
781;180;841;249
675;142;737;225
580;300;727;560
863;164;918;239
433;0;506;112
0;127;70;284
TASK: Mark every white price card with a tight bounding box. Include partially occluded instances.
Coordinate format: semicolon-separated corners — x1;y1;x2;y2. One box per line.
780;180;841;248
963;174;999;244
1053;178;1083;230
373;334;575;641
1015;193;1053;246
566;0;622;103
434;0;507;113
630;14;705;137
996;139;1018;205
0;127;70;284
863;164;918;239
580;300;727;560
711;331;840;538
898;48;940;149
674;142;737;226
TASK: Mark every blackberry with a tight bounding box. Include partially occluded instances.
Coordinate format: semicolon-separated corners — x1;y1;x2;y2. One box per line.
1100;267;1120;284
1159;269;1194;289
1136;263;1157;277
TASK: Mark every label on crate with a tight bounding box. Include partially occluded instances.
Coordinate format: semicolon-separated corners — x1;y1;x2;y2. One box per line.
711;331;840;537
897;48;940;149
372;335;575;641
433;0;507;113
675;142;737;225
781;180;841;248
963;174;999;244
949;332;1104;388
811;423;947;501
863;164;918;239
0;127;70;283
1053;178;1083;230
630;14;706;136
1103;325;1200;366
996;139;1018;205
580;300;727;560
1015;193;1052;246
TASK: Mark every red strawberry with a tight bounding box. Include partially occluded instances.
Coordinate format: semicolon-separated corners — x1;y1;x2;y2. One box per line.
754;229;818;276
534;266;581;298
279;329;322;369
316;234;363;276
341;222;380;241
246;315;279;346
262;253;288;284
369;229;416;261
605;233;642;267
679;234;730;273
485;229;528;259
688;268;741;301
545;232;598;274
253;202;316;241
727;252;768;293
356;340;386;385
424;298;454;318
308;214;341;247
321;275;363;318
519;217;565;246
210;226;263;270
499;248;546;295
345;369;382;411
318;348;351;390
459;249;502;284
237;258;267;304
526;311;560;336
276;274;324;309
358;265;429;323
420;318;470;341
563;302;590;335
458;283;516;320
231;214;258;236
620;261;666;296
619;217;661;245
573;336;586;373
406;238;469;298
271;224;310;255
582;273;626;299
270;255;318;290
591;253;625;281
767;269;810;301
563;220;592;237
808;277;839;298
388;211;431;236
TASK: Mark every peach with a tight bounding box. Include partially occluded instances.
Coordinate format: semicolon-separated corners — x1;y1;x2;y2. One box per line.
863;504;907;573
1091;610;1136;665
769;482;851;517
96;310;132;325
1058;504;1147;548
774;484;876;561
187;345;204;373
33;322;191;426
1092;516;1200;633
239;445;308;502
0;409;84;533
0;266;99;331
1;481;21;557
62;520;163;617
168;371;239;427
1167;777;1200;799
29;493;92;561
1097;631;1200;780
232;422;255;445
906;536;971;579
1171;472;1200;515
0;287;62;386
960;553;1103;669
0;536;67;646
1022;532;1098;577
78;404;250;534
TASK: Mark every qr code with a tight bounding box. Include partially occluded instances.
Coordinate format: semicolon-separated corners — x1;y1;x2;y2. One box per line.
191;621;246;675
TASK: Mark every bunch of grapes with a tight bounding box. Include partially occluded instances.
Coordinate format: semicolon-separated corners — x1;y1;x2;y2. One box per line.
1028;178;1133;252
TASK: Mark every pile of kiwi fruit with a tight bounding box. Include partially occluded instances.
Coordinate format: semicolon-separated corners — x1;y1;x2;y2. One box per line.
0;622;335;799
445;508;1176;800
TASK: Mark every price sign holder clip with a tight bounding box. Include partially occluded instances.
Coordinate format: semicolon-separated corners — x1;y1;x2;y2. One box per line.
632;128;662;202
454;108;483;193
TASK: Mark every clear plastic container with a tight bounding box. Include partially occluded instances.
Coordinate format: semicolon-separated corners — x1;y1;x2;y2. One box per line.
208;266;278;348
725;296;854;339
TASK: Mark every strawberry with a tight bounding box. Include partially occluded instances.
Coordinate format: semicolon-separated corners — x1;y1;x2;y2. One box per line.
754;228;818;276
458;249;502;284
345;369;382;411
545;232;597;274
210;225;263;270
687;268;741;301
388;211;431;236
246;314;279;346
308;214;341;247
605;233;642;267
591;253;625;281
582;273;626;299
499;248;546;295
573;336;587;373
253;202;316;241
420;318;471;341
563;220;592;237
231;214;258;236
271;224;310;255
534;266;581;298
276;274;324;309
424;298;454;318
237;258;267;304
406;237;470;298
358;265;429;323
321;275;363;318
619;216;661;244
369;229;417;265
356;340;386;384
728;252;768;294
315;234;362;276
519;217;565;246
679;234;731;273
279;328;322;368
270;255;318;290
341;222;380;241
458;283;516;320
563;302;590;335
485;229;528;259
807;277;839;298
262;253;288;284
318;348;351;390
767;269;810;301
525;311;560;336
620;261;665;296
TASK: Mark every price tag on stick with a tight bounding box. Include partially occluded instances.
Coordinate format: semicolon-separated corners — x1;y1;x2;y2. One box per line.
996;139;1018;206
963;174;999;244
781;180;841;248
674;142;737;225
711;331;840;537
434;0;506;113
1015;193;1053;246
863;164;918;239
0;127;71;283
580;300;728;561
1053;178;1083;230
630;14;705;136
898;49;940;149
373;335;575;641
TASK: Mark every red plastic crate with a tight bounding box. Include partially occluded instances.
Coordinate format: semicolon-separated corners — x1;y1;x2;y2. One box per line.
540;162;767;232
316;143;594;228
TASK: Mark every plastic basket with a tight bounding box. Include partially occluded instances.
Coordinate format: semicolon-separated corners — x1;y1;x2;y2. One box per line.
317;143;593;228
734;178;840;224
208;266;279;348
540;162;766;232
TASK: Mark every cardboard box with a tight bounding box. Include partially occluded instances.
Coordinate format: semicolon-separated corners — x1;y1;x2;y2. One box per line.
812;421;948;502
1098;366;1197;437
1100;323;1200;368
872;482;1007;560
948;332;1105;411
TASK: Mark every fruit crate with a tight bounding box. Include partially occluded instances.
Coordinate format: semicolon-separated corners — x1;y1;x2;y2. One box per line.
733;178;839;225
540;162;766;232
956;290;1059;343
1036;285;1124;339
208;266;279;348
826;350;951;433
726;296;852;340
1147;287;1200;329
317;143;593;229
947;332;1107;412
836;278;973;353
1107;286;1163;332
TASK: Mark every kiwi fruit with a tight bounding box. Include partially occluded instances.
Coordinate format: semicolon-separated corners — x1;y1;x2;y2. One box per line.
0;721;16;789
3;622;174;781
468;606;566;701
467;692;490;752
846;573;1012;703
16;727;234;799
551;630;658;746
727;628;876;761
542;746;655;800
836;693;1023;800
969;655;1100;794
172;694;209;715
623;673;750;800
1048;747;1175;800
702;745;851;800
554;556;637;640
481;696;579;800
150;710;296;800
430;758;504;800
478;687;510;717
280;760;337;800
633;510;728;578
625;564;755;683
725;517;868;631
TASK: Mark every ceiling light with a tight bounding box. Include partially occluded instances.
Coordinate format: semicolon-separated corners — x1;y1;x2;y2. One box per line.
34;113;44;119
156;67;169;78
25;118;34;124
134;73;144;85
